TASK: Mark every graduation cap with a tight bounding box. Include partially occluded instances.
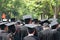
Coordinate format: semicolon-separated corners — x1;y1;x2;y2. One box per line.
0;22;7;28
11;18;16;22
0;22;7;30
16;20;21;24
5;22;16;33
5;22;16;26
23;15;33;24
26;24;36;34
40;19;50;26
0;23;4;25
25;24;37;28
49;18;58;28
23;15;32;20
0;22;8;25
32;19;39;23
49;20;58;29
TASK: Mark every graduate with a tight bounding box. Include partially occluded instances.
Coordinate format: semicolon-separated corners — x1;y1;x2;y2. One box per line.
0;23;10;40
23;25;39;40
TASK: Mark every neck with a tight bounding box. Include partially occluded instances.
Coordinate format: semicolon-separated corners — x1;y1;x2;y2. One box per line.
28;33;34;36
43;27;50;30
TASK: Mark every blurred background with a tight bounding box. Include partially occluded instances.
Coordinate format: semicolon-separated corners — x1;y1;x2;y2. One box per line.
0;0;60;21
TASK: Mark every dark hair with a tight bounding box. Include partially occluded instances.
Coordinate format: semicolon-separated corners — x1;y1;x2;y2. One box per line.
43;23;49;27
17;22;20;25
24;18;31;24
33;19;39;24
51;24;58;29
8;25;16;33
27;27;35;34
0;24;7;30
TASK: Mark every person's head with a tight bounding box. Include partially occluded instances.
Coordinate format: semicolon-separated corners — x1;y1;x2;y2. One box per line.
24;18;32;24
43;23;49;27
0;24;8;31
27;27;35;34
8;25;16;33
23;15;32;24
5;22;16;33
54;24;59;29
40;19;50;26
55;24;60;31
17;22;21;25
33;19;39;24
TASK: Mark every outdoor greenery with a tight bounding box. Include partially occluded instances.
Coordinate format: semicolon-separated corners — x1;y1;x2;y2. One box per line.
0;0;60;20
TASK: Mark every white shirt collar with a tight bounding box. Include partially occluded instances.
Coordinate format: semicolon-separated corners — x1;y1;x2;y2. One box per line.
28;34;34;36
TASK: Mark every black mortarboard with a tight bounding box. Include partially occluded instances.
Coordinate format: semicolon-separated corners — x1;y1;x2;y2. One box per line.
23;15;32;24
26;24;36;34
5;22;16;26
5;22;16;33
48;18;58;29
11;18;16;22
40;19;50;26
23;15;32;20
0;23;7;30
32;19;39;23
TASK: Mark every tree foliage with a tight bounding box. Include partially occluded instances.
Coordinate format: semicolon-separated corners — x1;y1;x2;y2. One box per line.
0;0;60;19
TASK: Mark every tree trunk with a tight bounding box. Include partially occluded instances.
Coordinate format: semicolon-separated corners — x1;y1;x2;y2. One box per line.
54;6;57;19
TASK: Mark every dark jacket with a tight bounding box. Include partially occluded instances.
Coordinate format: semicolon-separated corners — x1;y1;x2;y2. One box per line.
24;36;39;40
0;30;9;40
53;28;60;40
39;29;54;40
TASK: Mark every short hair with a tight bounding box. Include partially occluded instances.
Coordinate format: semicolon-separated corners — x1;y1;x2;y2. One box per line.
24;18;31;24
0;24;7;30
43;23;49;27
27;27;35;34
8;25;16;33
33;19;39;24
17;22;20;25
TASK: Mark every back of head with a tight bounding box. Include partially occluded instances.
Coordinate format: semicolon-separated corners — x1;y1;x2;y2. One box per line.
8;25;16;33
23;15;32;24
5;22;16;33
27;27;35;34
0;24;7;30
25;18;32;24
17;22;21;25
33;19;39;24
43;23;49;28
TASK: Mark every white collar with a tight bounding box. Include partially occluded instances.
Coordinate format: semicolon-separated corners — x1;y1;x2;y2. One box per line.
43;27;50;30
28;34;34;36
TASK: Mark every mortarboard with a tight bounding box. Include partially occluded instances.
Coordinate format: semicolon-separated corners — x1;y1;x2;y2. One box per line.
32;19;38;22
5;22;16;26
23;15;33;24
0;22;8;25
40;19;50;25
23;15;32;20
49;21;58;27
25;24;36;34
49;18;58;27
0;22;7;30
11;18;16;22
25;24;37;28
49;18;58;29
5;22;16;33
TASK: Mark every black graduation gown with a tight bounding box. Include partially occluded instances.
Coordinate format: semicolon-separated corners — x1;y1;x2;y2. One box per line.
39;29;54;40
23;36;39;40
53;28;60;40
